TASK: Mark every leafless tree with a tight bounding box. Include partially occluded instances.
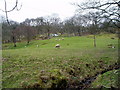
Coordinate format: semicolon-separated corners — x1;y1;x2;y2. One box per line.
11;30;17;47
72;14;89;36
89;12;102;47
1;0;22;47
35;17;45;34
44;15;60;39
0;0;22;24
75;0;120;28
22;19;37;45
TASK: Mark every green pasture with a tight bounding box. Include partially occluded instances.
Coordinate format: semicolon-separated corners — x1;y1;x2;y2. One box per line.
2;34;119;88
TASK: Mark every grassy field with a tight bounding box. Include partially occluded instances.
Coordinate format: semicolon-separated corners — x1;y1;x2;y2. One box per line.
91;69;119;88
2;33;119;88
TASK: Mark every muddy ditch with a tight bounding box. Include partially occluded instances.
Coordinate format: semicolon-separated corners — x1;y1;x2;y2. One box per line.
67;63;120;89
22;63;120;89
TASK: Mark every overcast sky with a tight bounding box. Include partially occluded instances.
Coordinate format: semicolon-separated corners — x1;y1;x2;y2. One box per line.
0;0;83;23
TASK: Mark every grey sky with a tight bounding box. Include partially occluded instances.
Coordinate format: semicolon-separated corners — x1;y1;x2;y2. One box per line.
0;0;83;23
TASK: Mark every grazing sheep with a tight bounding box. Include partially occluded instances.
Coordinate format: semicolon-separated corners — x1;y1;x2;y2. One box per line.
59;39;61;41
62;38;64;40
55;44;60;48
107;44;115;48
25;46;26;47
112;46;115;48
37;45;39;47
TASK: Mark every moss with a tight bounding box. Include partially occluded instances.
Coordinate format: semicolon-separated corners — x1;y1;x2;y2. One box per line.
40;76;49;83
51;77;67;88
66;68;75;76
91;69;119;88
49;69;68;88
21;81;29;88
24;69;68;88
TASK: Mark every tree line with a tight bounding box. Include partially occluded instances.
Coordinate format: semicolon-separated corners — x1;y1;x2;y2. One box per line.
2;12;118;47
1;0;119;47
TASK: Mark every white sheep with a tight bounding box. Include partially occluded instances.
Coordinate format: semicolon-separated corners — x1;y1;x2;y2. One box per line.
112;46;115;48
62;38;64;40
55;44;60;48
37;45;39;47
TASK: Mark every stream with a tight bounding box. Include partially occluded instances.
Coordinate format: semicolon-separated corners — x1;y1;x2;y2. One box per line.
67;63;120;89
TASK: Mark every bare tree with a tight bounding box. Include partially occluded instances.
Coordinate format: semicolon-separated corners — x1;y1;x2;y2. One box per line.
75;0;120;28
22;19;37;45
44;15;59;39
72;14;88;36
12;30;17;47
0;0;22;24
35;17;45;34
45;21;51;39
89;12;102;47
1;0;22;47
10;21;19;47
